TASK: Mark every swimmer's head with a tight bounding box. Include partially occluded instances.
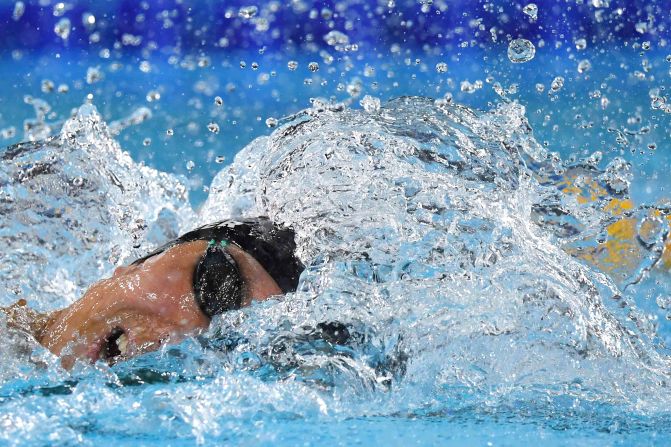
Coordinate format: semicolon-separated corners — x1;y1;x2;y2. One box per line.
38;217;303;368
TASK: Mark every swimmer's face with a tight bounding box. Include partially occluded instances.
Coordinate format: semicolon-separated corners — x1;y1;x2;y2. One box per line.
39;240;282;369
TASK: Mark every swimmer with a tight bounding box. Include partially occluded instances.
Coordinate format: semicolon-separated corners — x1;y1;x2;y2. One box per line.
2;217;304;369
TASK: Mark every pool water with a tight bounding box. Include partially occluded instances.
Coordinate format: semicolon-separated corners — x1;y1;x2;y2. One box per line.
1;1;671;445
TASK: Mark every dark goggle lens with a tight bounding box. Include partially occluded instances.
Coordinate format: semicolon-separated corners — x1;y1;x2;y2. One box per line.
193;244;244;318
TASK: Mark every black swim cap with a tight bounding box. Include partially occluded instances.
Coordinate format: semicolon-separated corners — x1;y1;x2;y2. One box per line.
132;217;304;318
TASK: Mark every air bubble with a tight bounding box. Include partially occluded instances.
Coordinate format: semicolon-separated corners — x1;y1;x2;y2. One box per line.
186;160;195;171
508;38;536;63
575;38;587;50
143;138;152;146
215;155;226;163
642;41;651;51
166;129;174;136
72;177;84;187
308;62;320;72
57;84;69;94
265;117;278;128
287;60;298;71
214;96;224;106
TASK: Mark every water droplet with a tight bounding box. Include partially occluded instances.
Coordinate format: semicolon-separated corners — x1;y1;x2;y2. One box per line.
656;295;671;310
308;62;320;72
635;21;648;34
508;38;536;63
460;80;483;93
214;96;224;106
600;97;610;109
12;1;25;21
522;3;538;20
347;79;363;97
53;2;69;16
86;66;103;84
143;137;152;146
82;12;96;27
599;157;631;195
638;216;665;248
287;60;298;71
324;30;350;47
207;122;220;134
265;117;278;128
550;76;565;93
650;96;666;110
146;90;161;102
54;17;71;40
238;5;258;19
577;59;592;73
360;95;381;113
0;126;16;139
435;62;448;73
166;128;174;136
41;79;54;93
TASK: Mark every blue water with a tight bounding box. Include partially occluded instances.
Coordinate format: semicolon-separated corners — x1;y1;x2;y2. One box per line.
2;1;671;445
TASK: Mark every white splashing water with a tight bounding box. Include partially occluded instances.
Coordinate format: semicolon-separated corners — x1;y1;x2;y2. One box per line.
0;97;670;444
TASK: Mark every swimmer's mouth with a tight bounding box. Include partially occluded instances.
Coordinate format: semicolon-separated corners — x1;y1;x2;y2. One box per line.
99;327;129;364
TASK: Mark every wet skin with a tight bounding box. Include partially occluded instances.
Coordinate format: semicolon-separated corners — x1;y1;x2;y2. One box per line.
37;240;282;369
